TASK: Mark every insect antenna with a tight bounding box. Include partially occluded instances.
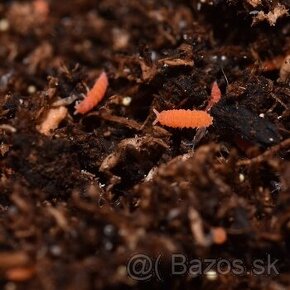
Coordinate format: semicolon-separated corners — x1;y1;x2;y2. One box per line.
152;108;160;125
220;66;229;86
192;127;207;150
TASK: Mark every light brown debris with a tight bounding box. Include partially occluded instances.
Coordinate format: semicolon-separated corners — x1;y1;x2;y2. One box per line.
247;0;261;8
37;106;68;135
279;55;290;83
0;252;30;269
237;138;290;166
188;207;211;247
252;4;289;26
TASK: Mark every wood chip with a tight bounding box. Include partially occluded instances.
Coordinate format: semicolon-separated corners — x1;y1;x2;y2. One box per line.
37;106;68;135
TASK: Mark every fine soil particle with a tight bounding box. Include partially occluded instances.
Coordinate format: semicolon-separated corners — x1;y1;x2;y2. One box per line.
0;1;290;290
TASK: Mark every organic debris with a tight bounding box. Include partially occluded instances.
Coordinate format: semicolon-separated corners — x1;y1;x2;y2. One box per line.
0;1;290;290
252;3;289;26
279;55;290;83
37;106;68;135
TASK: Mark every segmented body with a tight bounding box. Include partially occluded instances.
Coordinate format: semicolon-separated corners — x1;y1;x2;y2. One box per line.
155;109;213;128
75;72;108;114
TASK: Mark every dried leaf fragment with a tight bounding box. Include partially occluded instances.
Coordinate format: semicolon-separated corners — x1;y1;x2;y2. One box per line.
37;106;68;135
158;44;194;68
99;136;168;188
252;4;289;26
188;207;211;247
247;0;261;8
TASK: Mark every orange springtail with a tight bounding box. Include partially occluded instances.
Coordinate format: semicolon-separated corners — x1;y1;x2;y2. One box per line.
153;109;213;128
206;81;221;111
75;71;108;114
33;0;49;17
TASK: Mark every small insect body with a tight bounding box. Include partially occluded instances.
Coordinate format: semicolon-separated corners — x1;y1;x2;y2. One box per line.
206;81;221;111
153;109;213;129
75;71;108;114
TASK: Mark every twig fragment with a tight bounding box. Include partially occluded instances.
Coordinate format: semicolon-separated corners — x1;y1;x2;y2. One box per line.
237;138;290;166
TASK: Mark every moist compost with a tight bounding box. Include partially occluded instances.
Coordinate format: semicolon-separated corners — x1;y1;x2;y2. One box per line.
0;0;290;289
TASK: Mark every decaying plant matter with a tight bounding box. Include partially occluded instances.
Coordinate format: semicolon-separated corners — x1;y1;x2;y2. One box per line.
0;1;289;290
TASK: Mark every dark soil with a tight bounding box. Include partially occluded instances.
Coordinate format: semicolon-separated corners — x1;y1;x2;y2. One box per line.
0;0;290;289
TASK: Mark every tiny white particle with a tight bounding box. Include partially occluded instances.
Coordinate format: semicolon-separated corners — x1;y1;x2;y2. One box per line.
249;10;259;15
28;85;36;94
239;173;245;182
221;55;227;61
259;113;265;118
104;224;114;236
50;245;62;256
122;96;132;106
151;51;157;61
269;138;274;142
183;34;188;40
168;208;180;220
179;20;186;29
104;241;113;251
